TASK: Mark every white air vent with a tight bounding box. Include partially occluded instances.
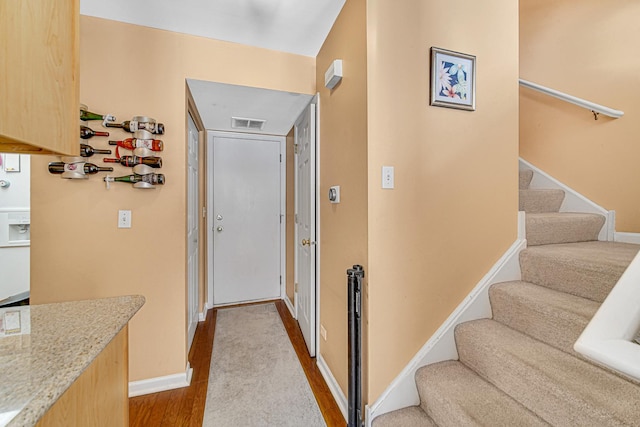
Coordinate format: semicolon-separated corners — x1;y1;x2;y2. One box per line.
231;117;266;131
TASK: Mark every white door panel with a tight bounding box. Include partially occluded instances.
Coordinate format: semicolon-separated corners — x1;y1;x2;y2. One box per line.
187;114;199;351
295;103;316;357
213;136;282;305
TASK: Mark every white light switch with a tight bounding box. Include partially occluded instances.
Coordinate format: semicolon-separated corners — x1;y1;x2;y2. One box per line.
382;166;395;189
118;210;131;228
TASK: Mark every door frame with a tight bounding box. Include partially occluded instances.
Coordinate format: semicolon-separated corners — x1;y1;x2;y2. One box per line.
293;94;321;354
206;130;287;308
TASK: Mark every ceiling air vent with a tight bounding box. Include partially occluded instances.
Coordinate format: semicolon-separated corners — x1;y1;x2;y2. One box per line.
231;116;266;131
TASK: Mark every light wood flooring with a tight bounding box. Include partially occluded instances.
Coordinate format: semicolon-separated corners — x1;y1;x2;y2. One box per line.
129;300;345;426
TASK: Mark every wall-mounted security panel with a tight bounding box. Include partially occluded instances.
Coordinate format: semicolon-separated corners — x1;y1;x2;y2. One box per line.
325;60;343;90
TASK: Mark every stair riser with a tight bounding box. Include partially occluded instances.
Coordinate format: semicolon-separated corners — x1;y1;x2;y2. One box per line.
526;215;604;246
520;251;622;302
519;170;533;190
416;361;547;427
489;282;598;354
519;189;565;213
456;320;640;426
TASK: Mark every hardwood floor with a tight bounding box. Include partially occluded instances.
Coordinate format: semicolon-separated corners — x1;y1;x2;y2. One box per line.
129;300;345;426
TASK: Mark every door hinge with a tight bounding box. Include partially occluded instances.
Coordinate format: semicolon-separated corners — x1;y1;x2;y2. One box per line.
295;213;298;224
280;154;282;162
202;206;206;218
294;144;299;154
295;282;298;292
280;275;283;285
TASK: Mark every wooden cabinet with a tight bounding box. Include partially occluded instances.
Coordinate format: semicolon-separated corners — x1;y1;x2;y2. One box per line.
36;327;129;427
0;0;80;155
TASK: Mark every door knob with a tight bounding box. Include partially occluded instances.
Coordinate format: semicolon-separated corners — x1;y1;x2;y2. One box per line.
302;238;310;246
217;226;223;232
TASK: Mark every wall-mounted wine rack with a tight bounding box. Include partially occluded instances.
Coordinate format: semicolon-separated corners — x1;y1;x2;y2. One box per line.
47;105;166;189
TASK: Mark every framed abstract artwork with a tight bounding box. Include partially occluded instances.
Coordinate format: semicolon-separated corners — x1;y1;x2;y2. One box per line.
430;47;476;111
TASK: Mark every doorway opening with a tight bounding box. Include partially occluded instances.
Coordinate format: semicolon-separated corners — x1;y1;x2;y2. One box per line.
186;79;319;356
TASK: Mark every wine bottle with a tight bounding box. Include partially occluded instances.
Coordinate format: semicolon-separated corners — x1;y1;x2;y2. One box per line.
106;173;165;185
105;120;165;135
108;137;163;152
103;155;162;168
48;162;114;174
80;143;112;157
79;107;105;121
80;125;109;139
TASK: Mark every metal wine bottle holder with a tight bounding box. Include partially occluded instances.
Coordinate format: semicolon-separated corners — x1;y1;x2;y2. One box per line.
59;157;89;179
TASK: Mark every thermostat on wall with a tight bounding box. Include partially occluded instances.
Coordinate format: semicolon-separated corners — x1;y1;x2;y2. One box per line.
329;186;340;203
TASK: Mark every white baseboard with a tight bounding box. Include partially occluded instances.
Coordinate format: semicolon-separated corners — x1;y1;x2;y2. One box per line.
199;302;211;322
368;238;526;420
317;353;348;423
129;363;193;397
284;294;296;319
615;232;640;245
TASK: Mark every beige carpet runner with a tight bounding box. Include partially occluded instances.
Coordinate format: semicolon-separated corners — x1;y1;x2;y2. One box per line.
202;303;326;426
374;168;640;426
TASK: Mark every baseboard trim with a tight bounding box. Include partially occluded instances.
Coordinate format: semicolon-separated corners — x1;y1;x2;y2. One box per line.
317;353;348;423
615;232;640;244
284;294;296;319
368;238;526;420
198;303;211;322
128;363;193;397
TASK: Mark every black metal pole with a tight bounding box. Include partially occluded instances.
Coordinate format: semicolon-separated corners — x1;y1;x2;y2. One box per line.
347;265;364;427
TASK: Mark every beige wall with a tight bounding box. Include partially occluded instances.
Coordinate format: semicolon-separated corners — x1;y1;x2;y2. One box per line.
31;16;315;382
316;0;369;398
366;0;519;400
520;0;640;232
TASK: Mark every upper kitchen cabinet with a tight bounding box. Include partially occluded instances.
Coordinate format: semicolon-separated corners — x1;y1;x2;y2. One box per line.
0;0;79;155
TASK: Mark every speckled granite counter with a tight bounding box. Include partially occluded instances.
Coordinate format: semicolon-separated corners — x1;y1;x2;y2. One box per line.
0;295;144;427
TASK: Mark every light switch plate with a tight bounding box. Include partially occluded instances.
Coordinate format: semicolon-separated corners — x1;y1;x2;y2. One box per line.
382;166;395;189
118;210;131;228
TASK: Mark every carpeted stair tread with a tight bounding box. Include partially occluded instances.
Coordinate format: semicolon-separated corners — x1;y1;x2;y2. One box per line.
525;212;605;246
520;241;640;302
520;169;534;190
416;360;548;427
372;406;437;427
520;189;565;213
456;319;640;426
490;281;598;354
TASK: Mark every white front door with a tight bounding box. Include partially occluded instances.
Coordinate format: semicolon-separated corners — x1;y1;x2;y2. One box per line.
295;103;317;357
212;133;283;305
187;114;200;351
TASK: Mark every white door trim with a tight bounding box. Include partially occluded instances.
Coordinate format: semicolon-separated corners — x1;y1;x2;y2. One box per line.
186;113;200;351
206;130;286;307
313;94;321;357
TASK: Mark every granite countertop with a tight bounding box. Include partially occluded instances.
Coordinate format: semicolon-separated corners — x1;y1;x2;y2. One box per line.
0;295;145;427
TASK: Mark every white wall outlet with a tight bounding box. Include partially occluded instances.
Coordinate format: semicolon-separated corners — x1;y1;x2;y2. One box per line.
118;210;131;228
320;324;327;341
382;166;395;189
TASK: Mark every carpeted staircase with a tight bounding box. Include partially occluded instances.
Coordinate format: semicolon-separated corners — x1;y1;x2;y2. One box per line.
373;168;640;426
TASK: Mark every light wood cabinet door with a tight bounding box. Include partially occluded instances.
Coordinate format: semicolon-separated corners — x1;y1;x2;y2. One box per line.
0;0;79;155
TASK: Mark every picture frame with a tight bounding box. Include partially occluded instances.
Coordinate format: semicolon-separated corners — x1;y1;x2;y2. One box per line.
430;47;476;111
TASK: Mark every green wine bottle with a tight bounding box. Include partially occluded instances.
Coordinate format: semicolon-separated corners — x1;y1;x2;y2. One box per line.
80;107;105;121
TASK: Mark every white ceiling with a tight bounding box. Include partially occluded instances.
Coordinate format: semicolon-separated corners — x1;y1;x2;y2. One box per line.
80;0;345;57
187;79;313;135
81;0;339;135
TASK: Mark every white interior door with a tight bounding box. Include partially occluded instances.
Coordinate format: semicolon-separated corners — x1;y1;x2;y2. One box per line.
187;114;200;351
295;103;317;357
213;133;283;305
